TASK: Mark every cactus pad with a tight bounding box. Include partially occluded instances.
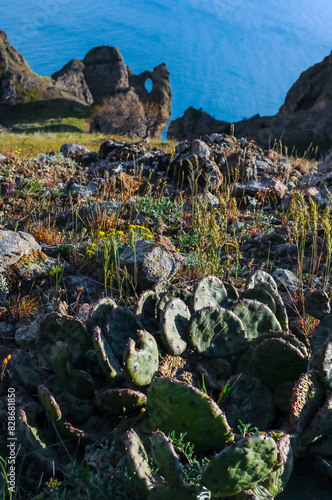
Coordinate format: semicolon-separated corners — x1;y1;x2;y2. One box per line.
96;388;147;413
124;429;155;495
251;338;307;390
290;370;326;433
160;298;190;355
233;299;281;341
148;377;234;452
150;430;184;487
192;276;228;312
247;270;278;293
202;433;278;497
92;326;122;380
189;306;248;357
123;330;159;386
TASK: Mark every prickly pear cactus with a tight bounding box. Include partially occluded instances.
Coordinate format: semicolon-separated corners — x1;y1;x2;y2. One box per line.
148;377;234;452
92;326;123;380
290;370;326;433
105;306;142;361
201;433;278;497
192;275;228;312
123;330;159;386
86;297;117;331
296;393;332;448
160;298;190;355
310;333;332;390
247;270;278;293
136;290;159;332
233;299;282;341
221;374;275;430
96;388;147;413
261;433;293;497
304;290;330;320
150;430;184;488
188;306;248;357
124;429;156;496
310;310;332;353
251;338;307;390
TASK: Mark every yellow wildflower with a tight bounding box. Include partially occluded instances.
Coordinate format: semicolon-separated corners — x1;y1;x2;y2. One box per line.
98;231;105;237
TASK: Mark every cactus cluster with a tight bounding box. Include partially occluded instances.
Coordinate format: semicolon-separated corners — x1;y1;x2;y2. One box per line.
1;269;332;497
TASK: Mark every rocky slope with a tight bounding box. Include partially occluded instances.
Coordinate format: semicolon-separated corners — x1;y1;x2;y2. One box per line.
168;51;332;154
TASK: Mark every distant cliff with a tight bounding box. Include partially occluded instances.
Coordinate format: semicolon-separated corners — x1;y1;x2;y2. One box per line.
0;30;171;137
168;51;332;154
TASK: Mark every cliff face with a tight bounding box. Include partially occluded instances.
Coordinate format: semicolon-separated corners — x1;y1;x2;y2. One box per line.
168;51;332;154
0;31;172;138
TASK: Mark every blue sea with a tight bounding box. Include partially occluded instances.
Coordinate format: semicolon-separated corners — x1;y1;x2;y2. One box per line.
1;0;332;122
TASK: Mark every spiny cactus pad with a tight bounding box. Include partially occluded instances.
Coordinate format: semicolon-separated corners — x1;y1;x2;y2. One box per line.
105;306;142;361
96;388;147;413
86;297;117;332
296;393;332;448
50;341;95;399
150;430;184;488
136;290;159;331
262;434;293;497
233;299;282;341
310;311;332;353
123;330;159;386
247;270;278;293
160;298;190;355
37;312;90;365
221;374;275;430
290;370;326;433
92;326;122;380
188;306;248;357
201;433;278;497
124;429;155;495
251;338;307;390
192;275;228;312
147;377;234;452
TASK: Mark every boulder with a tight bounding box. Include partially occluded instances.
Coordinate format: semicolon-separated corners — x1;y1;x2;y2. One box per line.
60;143;90;158
120;237;182;291
0;230;41;272
52;59;93;105
83;45;129;103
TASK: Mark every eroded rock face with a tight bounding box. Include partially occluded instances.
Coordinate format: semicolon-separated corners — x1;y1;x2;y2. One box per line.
83;46;129;103
52;59;93;105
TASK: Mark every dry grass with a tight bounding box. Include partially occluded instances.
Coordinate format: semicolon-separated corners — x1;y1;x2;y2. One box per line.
0;132;177;157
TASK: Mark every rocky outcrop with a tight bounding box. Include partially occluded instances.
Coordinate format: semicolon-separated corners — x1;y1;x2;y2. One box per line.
168;52;332;154
83;46;129;103
0;30;90;106
52;59;93;105
0;31;171;138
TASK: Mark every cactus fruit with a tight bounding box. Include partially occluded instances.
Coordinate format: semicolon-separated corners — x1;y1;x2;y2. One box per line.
192;276;228;312
188;306;248;357
201;433;278;497
150;430;184;488
221;374;275;430
96;388;147;413
251;338;307;390
290;370;326;433
160;298;190;355
92;326;123;380
247;270;278;293
147;377;234;452
124;429;156;496
123;330;159;386
233;300;282;341
304;290;330;320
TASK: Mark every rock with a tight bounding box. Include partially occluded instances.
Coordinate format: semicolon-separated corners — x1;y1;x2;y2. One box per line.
120;237;182;291
316;152;332;175
15;320;39;347
0;153;6;160
0;125;7;134
199;191;220;209
168;106;228;142
192;139;211;160
0;230;41;272
52;59;93;105
68;182;98;199
272;268;298;292
197;160;223;191
83;45;129;104
0;322;14;342
235;178;288;202
60;143;90;158
304;290;330;319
